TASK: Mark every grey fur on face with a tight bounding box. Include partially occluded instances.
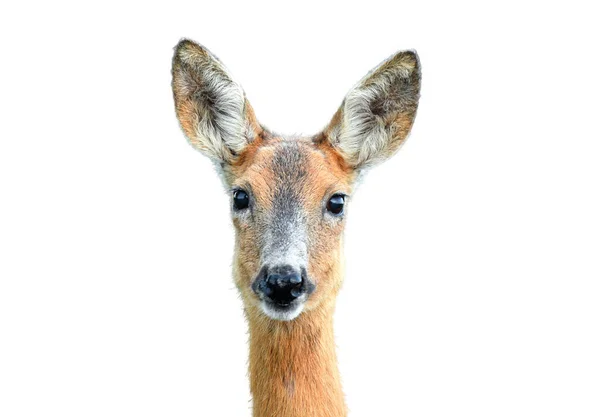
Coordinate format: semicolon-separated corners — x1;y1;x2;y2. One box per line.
261;142;309;270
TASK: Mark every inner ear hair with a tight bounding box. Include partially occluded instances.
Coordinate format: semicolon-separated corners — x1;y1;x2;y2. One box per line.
326;50;421;168
172;39;257;163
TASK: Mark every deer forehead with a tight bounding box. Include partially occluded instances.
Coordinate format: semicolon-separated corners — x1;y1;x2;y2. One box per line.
230;139;354;212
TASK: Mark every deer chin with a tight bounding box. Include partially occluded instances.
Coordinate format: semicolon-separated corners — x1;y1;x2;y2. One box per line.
260;298;306;321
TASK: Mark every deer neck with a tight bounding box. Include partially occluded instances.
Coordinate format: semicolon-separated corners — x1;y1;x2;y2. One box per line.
247;300;347;417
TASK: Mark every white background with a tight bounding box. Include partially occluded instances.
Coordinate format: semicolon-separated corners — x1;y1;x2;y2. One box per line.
1;1;599;416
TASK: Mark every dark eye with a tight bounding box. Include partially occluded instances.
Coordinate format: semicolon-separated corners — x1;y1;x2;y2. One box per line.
233;189;250;210
326;194;345;215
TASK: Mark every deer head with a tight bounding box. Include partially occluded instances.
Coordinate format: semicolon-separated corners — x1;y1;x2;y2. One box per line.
172;39;420;321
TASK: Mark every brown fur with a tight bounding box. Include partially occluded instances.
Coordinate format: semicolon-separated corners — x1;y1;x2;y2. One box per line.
248;298;345;417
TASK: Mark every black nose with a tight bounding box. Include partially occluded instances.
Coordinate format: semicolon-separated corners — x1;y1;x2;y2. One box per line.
253;265;309;306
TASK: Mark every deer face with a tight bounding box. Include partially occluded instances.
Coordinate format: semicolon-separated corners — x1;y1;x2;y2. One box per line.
226;138;354;320
172;40;420;320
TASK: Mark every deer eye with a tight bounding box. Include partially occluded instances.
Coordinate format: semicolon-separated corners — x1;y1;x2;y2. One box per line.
326;194;345;215
233;190;250;210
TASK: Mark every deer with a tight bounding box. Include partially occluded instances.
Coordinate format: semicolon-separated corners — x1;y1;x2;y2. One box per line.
171;39;421;417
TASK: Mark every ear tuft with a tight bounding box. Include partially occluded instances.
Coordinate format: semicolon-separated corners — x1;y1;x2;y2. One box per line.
325;50;421;168
172;39;253;162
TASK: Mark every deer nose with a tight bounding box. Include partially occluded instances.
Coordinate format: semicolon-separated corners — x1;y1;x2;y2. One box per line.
253;265;306;306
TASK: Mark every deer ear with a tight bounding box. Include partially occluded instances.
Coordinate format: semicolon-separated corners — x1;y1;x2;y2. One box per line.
324;51;421;168
171;39;260;163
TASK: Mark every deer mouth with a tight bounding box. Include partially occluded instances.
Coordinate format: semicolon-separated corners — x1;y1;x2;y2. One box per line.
260;297;307;321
